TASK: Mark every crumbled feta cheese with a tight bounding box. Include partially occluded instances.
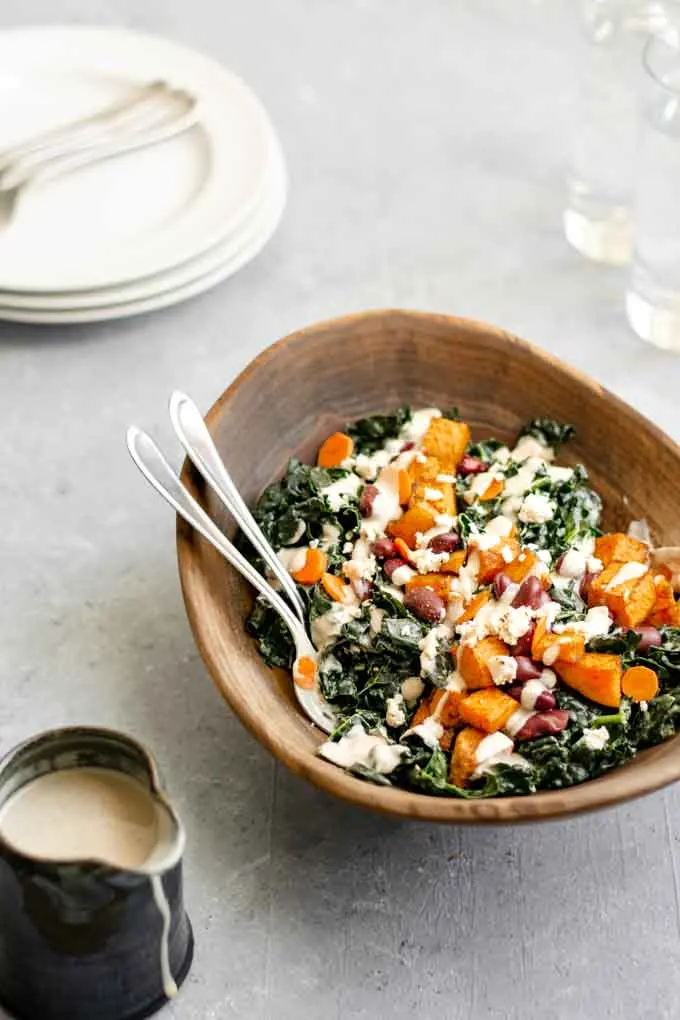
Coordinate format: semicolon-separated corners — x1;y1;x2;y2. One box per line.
423;486;444;502
488;655;518;686
501;545;515;563
535;600;562;627
492;446;511;465
547;465;574;483
466;469;500;501
401;676;425;703
579;726;609;751
407;717;444;748
321;473;362;511
640;700;649;713
504;707;535;737
391;564;416;587
436;473;456;484
512;436;554;463
558;548;588;578
495;605;533;644
343;540;354;554
587;556;604;573
519;492;555;524
605;561;648;590
474;731;513;764
342;537;377;582
400;407;442;442
385;693;407;728
434;513;457;528
486;516;514;538
411;547;450;573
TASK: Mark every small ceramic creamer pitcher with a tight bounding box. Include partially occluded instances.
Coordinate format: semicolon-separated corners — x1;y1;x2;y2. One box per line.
0;727;193;1020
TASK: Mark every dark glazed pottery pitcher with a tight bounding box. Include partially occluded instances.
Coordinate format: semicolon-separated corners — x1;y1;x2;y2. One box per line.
0;727;193;1020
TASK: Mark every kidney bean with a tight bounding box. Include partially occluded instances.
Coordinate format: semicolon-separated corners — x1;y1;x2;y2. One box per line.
507;684;525;702
383;557;407;580
458;454;488;476
511;621;536;657
537;589;553;609
513;656;543;682
352;579;373;601
515;709;570;742
512;576;544;609
579;569;599;601
372;537;398;560
626;625;662;653
429;532;460;554
401;441;415;451
359;484;379;518
555;551;566;573
493;572;513;599
404;587;446;623
534;689;557;712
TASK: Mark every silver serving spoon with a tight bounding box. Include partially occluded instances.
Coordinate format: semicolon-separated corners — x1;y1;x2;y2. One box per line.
126;426;337;734
168;391;306;623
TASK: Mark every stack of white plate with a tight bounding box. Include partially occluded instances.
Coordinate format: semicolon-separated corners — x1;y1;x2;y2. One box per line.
0;27;287;324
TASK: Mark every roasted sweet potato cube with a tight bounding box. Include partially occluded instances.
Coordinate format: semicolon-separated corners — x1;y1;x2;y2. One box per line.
440;729;454;752
412;480;456;517
475;537;521;585
595;533;648;568
422;418;471;471
589;563;657;628
404;573;453;600
646;575;680;627
459;636;510;689
450;726;485;787
504;548;537;583
408;455;441;485
410;689;462;730
441;549;467;574
556;653;622;707
459;688;518;733
387;503;436;548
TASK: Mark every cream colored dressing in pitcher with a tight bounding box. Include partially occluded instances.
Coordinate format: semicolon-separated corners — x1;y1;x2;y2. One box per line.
0;766;179;999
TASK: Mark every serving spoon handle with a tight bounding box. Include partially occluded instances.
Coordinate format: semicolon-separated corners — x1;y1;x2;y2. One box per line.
168;391;307;623
126;426;336;734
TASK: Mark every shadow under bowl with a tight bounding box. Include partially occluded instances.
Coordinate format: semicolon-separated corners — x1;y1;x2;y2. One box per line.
177;309;680;823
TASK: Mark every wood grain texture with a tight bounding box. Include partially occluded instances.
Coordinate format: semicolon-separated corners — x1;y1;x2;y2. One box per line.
177;309;680;823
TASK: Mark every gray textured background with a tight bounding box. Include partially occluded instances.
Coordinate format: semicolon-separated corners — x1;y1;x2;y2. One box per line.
1;2;680;1018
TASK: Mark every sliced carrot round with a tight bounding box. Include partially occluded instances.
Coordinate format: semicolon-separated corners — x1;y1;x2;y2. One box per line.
457;589;491;625
393;537;414;564
317;432;354;468
292;548;327;584
621;664;659;702
480;478;504;502
398;469;412;506
293;656;317;689
321;571;352;603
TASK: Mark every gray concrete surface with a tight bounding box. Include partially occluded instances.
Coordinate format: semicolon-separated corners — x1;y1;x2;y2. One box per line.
1;2;680;1017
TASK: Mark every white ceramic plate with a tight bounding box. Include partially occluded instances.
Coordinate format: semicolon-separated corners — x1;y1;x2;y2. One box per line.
0;26;278;292
0;151;287;324
0;142;286;311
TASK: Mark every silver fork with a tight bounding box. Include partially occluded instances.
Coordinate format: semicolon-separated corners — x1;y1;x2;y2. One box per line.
0;82;199;227
126;425;337;735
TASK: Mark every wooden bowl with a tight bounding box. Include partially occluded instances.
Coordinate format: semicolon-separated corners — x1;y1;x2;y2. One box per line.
177;310;680;823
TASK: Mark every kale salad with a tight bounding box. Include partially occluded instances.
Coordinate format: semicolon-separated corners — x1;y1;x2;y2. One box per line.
243;407;680;798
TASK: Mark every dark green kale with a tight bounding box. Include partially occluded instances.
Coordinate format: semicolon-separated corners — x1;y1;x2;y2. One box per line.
465;438;504;462
519;418;576;451
518;465;602;559
347;406;411;454
549;580;587;623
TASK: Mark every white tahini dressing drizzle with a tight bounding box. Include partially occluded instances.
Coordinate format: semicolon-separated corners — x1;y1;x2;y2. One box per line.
150;875;178;1000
